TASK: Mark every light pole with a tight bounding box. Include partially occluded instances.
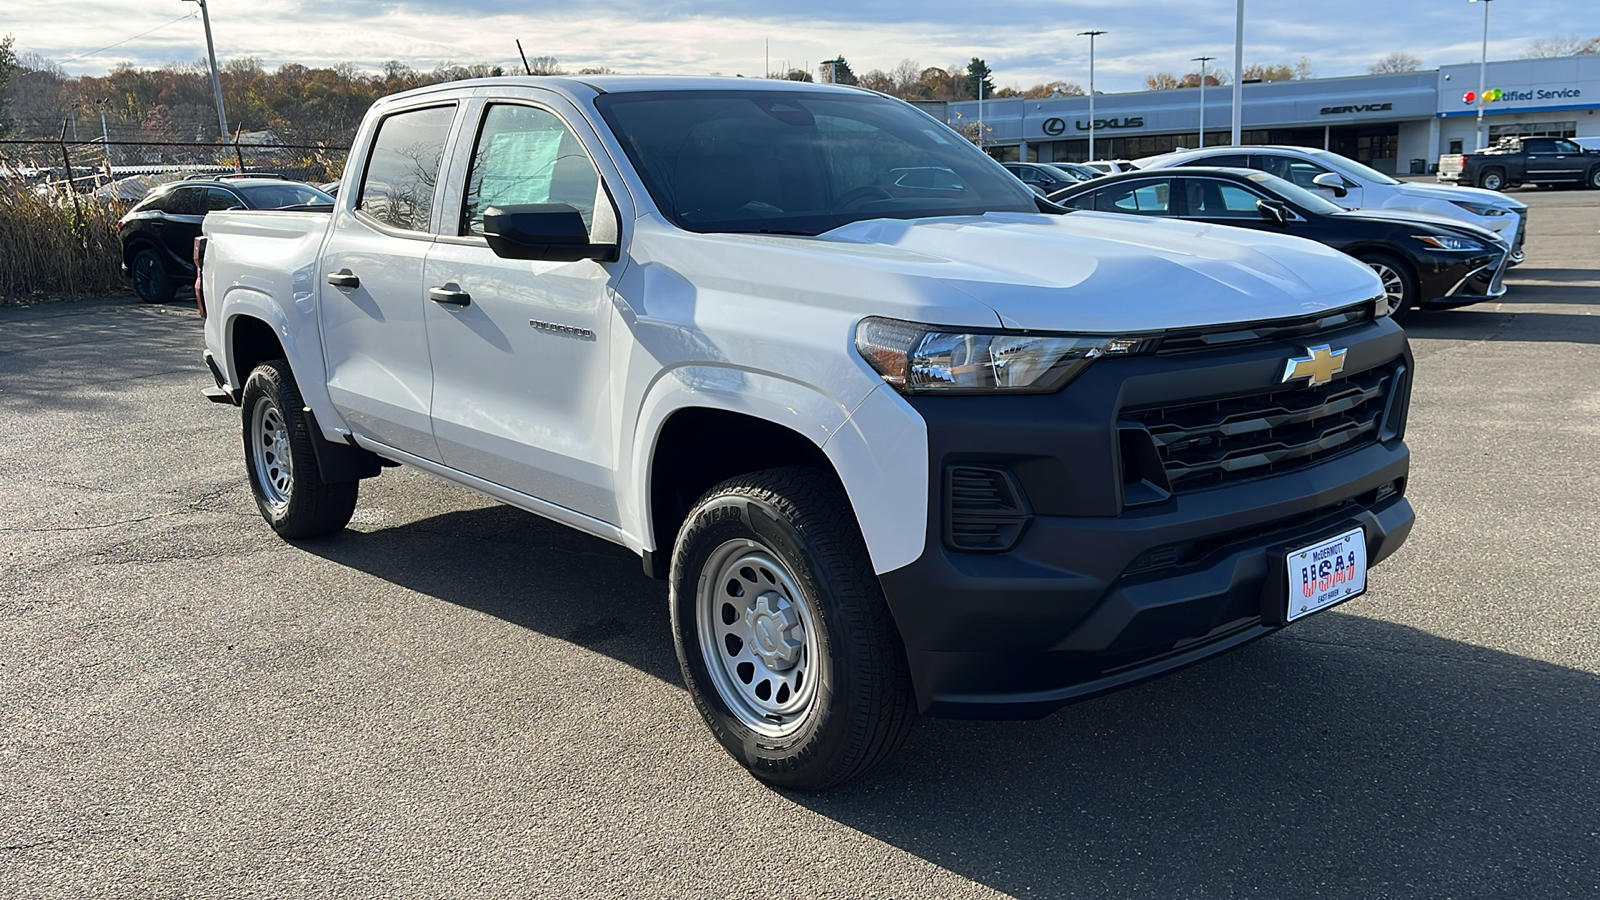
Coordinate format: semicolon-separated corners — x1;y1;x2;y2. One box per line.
1079;30;1105;161
183;0;229;141
1192;55;1215;148
1471;0;1491;149
1231;0;1244;145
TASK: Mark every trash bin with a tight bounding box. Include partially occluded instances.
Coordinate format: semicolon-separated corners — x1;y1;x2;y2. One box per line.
1409;158;1426;175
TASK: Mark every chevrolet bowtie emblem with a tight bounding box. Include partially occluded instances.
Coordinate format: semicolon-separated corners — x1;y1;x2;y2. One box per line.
1282;344;1347;387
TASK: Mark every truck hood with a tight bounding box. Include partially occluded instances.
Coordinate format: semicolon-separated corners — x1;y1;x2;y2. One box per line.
816;212;1383;332
1392;180;1526;211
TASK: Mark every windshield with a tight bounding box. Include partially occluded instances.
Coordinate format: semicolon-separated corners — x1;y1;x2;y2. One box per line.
236;183;334;209
1314;151;1401;186
594;90;1037;235
1244;171;1347;215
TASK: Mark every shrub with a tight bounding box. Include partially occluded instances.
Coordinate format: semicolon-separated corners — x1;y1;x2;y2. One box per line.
0;182;128;300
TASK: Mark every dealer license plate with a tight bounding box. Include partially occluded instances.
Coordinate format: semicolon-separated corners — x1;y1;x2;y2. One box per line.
1285;527;1367;622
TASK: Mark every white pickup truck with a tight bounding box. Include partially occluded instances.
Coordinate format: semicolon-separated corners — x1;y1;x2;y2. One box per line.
199;76;1415;789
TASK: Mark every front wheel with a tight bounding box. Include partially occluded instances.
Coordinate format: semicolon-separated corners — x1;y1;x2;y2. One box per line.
241;360;358;539
670;468;917;790
1359;253;1418;322
1588;167;1600;190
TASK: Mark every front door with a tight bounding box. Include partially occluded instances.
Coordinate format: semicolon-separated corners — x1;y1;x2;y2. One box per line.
319;102;458;460
423;100;624;523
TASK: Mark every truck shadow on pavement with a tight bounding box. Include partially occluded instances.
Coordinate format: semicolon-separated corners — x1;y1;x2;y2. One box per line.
303;504;1600;898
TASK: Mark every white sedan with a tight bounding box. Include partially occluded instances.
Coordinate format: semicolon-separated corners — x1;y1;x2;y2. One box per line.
1134;145;1528;263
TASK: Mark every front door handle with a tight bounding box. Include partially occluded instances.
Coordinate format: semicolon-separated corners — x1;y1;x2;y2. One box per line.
327;270;360;289
428;285;471;306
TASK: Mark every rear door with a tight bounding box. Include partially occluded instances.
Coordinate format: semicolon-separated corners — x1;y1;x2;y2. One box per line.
318;102;459;460
157;186;207;270
421;96;627;522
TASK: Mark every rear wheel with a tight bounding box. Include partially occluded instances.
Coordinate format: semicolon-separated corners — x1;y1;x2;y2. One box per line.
1359;253;1418;322
241;360;358;539
670;468;916;790
129;248;175;303
1478;169;1506;192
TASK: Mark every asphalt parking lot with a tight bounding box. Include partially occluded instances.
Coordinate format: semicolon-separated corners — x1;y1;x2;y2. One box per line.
3;188;1598;899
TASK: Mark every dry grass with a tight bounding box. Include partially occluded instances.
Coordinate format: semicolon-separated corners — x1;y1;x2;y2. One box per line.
0;182;129;302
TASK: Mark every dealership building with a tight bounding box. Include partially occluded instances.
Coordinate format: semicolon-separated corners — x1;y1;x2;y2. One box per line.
944;53;1600;174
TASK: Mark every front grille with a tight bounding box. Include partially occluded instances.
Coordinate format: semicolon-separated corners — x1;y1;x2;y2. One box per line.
1124;364;1397;493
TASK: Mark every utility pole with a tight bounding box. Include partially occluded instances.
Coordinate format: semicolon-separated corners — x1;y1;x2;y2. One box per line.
977;76;984;151
1231;0;1244;145
183;0;229;141
1079;30;1105;161
1471;0;1492;149
1192;56;1215;149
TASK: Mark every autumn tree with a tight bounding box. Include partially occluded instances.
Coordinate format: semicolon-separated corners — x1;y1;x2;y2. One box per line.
0;34;16;136
1023;80;1085;98
1146;72;1182;90
1240;57;1314;82
1368;52;1422;74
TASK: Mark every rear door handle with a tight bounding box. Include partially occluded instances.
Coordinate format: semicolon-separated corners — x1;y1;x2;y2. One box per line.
327;270;360;289
428;285;471;306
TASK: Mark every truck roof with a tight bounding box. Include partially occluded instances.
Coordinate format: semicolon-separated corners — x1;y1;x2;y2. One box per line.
380;74;875;105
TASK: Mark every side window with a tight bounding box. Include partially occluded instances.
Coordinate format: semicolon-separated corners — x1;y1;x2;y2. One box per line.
206;188;244;211
1095;179;1171;215
1522;139;1556;154
1257;155;1332;189
461;104;600;236
358;104;456;233
1061;190;1098;210
1198;153;1249;168
1184;178;1265;217
165;187;206;216
1553;139;1582;154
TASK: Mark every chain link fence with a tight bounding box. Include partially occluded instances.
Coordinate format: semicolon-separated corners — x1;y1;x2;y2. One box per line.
0;138;349;301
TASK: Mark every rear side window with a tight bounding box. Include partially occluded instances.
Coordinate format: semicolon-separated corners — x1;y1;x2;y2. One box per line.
358;104;456;232
164;187;206;216
460;104;600;236
1094;179;1172;214
1522;139;1556;154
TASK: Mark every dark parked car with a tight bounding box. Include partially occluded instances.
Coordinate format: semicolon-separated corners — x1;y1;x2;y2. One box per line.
1049;167;1509;320
1002;162;1093;195
118;176;333;303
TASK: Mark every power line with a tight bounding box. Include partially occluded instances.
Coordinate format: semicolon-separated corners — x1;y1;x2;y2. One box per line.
58;12;199;66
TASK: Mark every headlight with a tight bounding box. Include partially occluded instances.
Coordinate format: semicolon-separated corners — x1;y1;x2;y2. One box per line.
1413;234;1487;252
1448;200;1509;217
854;317;1149;393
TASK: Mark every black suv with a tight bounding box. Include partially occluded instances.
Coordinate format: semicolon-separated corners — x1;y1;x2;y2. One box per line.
118;176;333;302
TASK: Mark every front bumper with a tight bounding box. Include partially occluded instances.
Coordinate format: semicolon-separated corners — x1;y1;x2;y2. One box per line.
1418;247;1510;307
875;317;1414;719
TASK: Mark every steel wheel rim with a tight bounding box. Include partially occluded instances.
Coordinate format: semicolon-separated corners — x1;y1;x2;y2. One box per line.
696;538;821;737
250;397;293;512
1369;262;1406;314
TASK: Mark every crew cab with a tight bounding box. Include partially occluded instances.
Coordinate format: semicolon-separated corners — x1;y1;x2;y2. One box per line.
1437;136;1600;191
198;77;1415;790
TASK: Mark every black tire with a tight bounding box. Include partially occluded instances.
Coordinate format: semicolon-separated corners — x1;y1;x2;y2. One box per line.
129;248;176;303
670;467;916;790
241;360;358;539
1478;168;1506;192
1588;167;1600;191
1358;253;1418;322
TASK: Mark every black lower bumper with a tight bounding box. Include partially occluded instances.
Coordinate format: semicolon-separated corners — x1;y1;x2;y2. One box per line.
876;318;1414;719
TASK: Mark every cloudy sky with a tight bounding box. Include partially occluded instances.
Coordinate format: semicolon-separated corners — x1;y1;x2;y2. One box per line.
5;0;1588;91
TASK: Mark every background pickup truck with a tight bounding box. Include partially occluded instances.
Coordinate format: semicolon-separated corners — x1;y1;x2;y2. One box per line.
1437;136;1600;191
199;75;1415;790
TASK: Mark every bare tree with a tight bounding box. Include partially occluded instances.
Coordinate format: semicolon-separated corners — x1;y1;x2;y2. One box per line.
1522;35;1600;58
1146;72;1182;90
1368;52;1422;74
1241;57;1313;82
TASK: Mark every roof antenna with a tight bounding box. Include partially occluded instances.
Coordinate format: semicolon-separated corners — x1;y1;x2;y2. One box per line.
516;40;533;75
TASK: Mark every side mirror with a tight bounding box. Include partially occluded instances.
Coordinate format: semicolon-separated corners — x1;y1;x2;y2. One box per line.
1311;172;1349;198
1257;198;1290;225
482;203;617;262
